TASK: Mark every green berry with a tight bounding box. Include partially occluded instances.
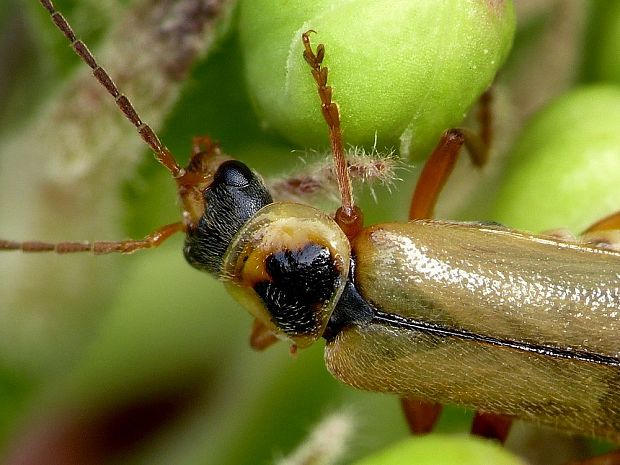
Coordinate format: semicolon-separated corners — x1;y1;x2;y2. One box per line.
352;435;524;465
493;85;620;233
239;0;515;159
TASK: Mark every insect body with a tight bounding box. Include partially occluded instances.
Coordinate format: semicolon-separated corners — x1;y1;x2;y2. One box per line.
176;146;620;441
4;0;620;452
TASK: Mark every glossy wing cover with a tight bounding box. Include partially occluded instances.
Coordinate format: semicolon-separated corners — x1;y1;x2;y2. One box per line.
325;220;620;440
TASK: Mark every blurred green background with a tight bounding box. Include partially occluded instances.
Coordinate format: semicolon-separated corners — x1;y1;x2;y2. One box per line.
0;1;619;464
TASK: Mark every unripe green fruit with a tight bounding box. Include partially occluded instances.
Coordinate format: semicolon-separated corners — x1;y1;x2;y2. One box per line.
493;85;620;233
239;0;515;159
352;435;524;465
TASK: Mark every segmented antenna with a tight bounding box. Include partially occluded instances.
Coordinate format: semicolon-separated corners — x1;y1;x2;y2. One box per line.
38;0;185;179
0;222;184;254
0;3;189;255
302;31;363;238
0;221;185;255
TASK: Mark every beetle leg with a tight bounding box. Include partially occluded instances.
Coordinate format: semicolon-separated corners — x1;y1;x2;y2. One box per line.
584;210;620;233
408;128;488;220
477;87;493;150
471;412;512;444
249;318;279;351
409;129;464;220
408;87;492;220
578;211;620;252
400;398;442;434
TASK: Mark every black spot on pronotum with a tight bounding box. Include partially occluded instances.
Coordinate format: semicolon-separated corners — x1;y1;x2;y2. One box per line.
254;243;341;336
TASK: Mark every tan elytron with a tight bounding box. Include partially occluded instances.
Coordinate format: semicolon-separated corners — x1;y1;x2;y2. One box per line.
326;221;620;440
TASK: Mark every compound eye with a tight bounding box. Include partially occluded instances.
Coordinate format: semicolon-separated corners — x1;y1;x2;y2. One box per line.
212;160;254;188
221;203;351;348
